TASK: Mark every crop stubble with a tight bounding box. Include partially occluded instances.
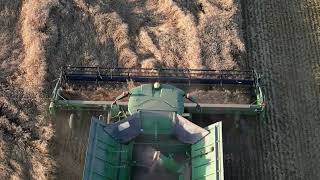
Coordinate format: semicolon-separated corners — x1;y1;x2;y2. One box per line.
0;0;319;179
241;0;320;179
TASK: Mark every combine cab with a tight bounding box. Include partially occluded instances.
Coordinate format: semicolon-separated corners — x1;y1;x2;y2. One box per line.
49;67;265;180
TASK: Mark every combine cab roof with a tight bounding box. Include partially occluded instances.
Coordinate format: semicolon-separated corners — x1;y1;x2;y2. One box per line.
128;84;185;115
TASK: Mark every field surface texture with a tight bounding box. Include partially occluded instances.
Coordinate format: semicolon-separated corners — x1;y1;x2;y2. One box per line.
0;0;319;180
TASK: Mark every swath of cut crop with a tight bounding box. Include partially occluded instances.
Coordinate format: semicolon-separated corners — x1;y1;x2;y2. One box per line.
197;0;245;70
8;1;58;179
142;0;202;69
94;12;139;68
0;1;24;76
19;0;60;97
136;28;162;68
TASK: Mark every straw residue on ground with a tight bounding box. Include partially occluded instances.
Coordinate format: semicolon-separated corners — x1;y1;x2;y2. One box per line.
0;0;245;179
4;0;320;179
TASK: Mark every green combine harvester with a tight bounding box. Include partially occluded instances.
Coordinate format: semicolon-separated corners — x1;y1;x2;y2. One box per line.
49;67;265;180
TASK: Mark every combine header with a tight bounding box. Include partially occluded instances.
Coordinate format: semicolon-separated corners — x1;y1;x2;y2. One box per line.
49;66;265;180
49;67;264;115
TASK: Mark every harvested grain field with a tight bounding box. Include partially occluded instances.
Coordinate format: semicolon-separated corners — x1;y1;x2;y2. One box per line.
239;0;320;179
0;0;319;180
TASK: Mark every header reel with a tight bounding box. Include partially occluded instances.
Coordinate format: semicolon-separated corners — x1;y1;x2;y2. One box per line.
49;66;265;116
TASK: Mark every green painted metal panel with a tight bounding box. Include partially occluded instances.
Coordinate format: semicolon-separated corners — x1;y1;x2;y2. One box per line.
52;100;261;116
140;111;174;135
158;153;184;173
128;84;185;114
191;121;224;180
83;118;133;180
